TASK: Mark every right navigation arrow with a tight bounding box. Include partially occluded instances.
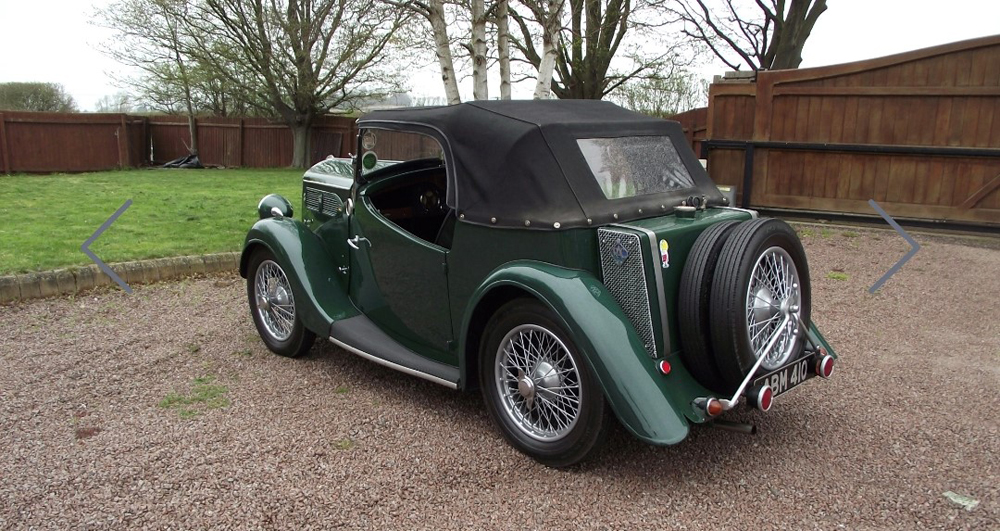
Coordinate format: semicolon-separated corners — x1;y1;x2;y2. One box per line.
868;199;920;294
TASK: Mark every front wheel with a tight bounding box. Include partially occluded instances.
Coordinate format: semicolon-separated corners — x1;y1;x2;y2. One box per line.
479;299;610;467
247;248;315;358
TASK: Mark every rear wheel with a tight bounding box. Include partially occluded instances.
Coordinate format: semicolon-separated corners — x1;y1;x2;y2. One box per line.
710;219;811;391
479;299;610;467
247;248;315;358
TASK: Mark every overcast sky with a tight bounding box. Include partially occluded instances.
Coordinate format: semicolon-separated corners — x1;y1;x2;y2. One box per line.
0;0;997;111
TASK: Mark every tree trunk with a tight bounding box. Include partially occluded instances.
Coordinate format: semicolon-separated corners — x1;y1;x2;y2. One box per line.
471;0;489;100
497;0;511;100
186;113;199;156
768;0;827;70
533;0;563;99
429;0;461;104
290;122;311;169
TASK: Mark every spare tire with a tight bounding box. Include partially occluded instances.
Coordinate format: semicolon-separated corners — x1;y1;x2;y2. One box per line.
678;220;740;393
709;219;811;392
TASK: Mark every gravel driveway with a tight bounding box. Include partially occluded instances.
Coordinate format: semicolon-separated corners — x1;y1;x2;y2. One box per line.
1;228;998;530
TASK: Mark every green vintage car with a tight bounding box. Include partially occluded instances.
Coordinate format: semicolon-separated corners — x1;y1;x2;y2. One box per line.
241;100;836;467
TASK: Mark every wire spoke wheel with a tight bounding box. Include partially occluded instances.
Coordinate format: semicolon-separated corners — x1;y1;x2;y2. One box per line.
709;219;811;391
494;324;582;442
254;260;296;342
745;246;802;370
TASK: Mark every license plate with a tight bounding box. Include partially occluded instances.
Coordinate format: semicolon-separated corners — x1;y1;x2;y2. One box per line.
750;355;816;397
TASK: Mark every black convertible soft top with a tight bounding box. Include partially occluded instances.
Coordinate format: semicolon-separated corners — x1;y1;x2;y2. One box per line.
358;100;722;229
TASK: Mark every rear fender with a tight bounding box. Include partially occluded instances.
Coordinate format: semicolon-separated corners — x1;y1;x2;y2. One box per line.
241;217;357;336
462;260;690;446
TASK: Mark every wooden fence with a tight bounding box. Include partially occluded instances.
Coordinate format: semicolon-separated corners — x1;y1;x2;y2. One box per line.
701;34;1000;227
0;112;147;173
0;112;357;173
669;107;708;158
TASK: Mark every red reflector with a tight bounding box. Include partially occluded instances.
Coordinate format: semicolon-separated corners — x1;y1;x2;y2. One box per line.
758;385;773;412
658;360;671;375
816;355;835;379
706;398;723;417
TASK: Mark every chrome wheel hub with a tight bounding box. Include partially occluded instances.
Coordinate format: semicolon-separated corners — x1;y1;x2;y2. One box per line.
516;370;536;408
254;260;296;342
746;246;802;370
495;324;582;441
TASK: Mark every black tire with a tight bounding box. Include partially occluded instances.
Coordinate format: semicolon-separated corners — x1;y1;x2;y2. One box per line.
247;248;316;358
678;220;741;393
479;299;611;467
709;219;811;392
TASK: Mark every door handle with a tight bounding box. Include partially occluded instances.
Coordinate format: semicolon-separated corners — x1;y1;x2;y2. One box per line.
347;236;371;250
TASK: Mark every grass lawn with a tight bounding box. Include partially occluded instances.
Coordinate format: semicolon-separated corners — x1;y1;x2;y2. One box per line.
0;168;303;275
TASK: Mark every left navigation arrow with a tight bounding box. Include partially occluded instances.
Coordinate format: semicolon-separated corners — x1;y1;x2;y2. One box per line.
81;199;133;294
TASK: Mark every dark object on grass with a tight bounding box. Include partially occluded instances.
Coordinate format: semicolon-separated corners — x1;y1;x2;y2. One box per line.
162;154;204;169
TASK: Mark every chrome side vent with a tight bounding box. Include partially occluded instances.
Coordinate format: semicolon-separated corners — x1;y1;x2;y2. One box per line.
304;188;322;212
598;227;657;358
321;191;343;216
304;187;344;217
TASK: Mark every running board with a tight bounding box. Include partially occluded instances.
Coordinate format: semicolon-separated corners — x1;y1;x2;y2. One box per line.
328;315;460;389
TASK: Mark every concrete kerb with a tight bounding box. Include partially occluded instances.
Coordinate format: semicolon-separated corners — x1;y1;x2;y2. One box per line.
0;252;242;305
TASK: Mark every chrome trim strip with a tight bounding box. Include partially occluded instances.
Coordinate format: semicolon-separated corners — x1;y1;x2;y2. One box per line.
713;206;758;219
327;336;459;389
303;173;353;189
611;223;671;358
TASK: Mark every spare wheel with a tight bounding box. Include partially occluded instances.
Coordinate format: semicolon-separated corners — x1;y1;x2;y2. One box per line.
677;220;741;393
709;219;811;392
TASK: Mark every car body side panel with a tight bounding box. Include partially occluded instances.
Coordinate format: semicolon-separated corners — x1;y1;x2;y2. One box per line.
446;225;600;354
348;194;454;364
463;261;691;446
241;217;358;336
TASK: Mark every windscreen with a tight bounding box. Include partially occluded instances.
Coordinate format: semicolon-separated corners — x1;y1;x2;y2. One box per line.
577;136;696;199
360;128;444;175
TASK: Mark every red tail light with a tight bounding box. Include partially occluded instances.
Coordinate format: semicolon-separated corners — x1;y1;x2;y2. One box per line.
657;360;671;375
705;398;723;417
750;385;773;412
815;355;835;379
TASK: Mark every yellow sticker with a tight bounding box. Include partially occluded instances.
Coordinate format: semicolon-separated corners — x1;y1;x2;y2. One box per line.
659;239;669;269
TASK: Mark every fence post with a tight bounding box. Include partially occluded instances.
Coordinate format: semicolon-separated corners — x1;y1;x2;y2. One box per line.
0;112;10;174
238;118;244;167
741;144;755;209
141;116;149;166
117;114;129;169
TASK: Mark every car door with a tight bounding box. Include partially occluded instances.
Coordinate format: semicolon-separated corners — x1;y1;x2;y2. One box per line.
347;191;454;364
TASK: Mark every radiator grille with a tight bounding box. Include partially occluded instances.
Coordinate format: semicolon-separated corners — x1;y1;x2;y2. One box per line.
598;228;657;358
304;187;344;217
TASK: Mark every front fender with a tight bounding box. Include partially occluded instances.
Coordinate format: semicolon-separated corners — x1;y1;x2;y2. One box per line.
241;217;357;336
462;260;690;446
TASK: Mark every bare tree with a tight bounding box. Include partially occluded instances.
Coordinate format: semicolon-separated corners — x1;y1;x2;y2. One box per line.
97;0;202;154
511;0;686;100
470;0;490;99
669;0;827;71
496;0;512;99
388;0;463;104
183;0;408;167
390;0;515;103
525;0;565;98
